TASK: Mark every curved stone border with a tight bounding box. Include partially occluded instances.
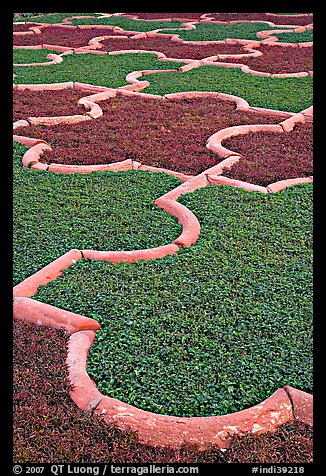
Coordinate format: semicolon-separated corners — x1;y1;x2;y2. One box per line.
13;22;312;78
13;83;311;190
13;51;64;67
13;77;313;449
12;296;312;450
257;23;313;45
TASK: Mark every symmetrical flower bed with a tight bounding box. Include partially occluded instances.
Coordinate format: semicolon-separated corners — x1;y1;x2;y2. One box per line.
13;318;313;463
13;26;135;48
68;16;183;31
124;12;313;26
13;51;185;87
13;13;101;23
13;142;182;286
13;89;87;121
159;22;290;42
13;48;60;64
12;11;314;458
272;30;313;43
99;37;251;60
143;66;312;112
33;184;313;417
216;44;313;74
222;123;313;186
14;95;286;175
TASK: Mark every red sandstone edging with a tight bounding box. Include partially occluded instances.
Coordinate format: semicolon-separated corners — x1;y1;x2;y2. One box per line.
13;249;83;298
13;52;64;67
14;28;313;78
13;134;49;147
21;142;52;166
28;114;91;125
13;296;101;333
13;83;311;190
47;160;133;174
82;244;180;262
13;22;314;450
207;175;268;193
284;386;313;427
66;329;304;449
206;124;284;158
266;177;313;193
154;199;201;247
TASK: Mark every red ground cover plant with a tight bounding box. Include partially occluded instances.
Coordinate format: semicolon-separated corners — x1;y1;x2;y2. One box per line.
122;13;313;26
220;45;313;74
13;23;41;32
222;123;313;186
100;36;249;59
13;319;313;463
13;26;131;47
208;13;313;26
13;89;87;122
14;96;286;175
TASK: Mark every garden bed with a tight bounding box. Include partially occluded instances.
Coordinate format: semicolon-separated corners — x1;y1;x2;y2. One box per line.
13;48;61;64
222;123;313;186
13;22;41;31
69;16;183;31
13;318;313;463
13;51;185;87
33;183;313;418
100;37;252;60
206;13;313;26
217;44;313;74
13;142;182;286
143;66;312;112
15;96;286;175
273;30;313;43
159;22;290;42
13;26;134;48
13;89;87;121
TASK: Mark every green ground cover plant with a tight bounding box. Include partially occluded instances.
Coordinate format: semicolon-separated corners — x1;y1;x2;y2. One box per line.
158;22;290;41
13;48;62;63
144;66;313;112
13;142;182;286
273;30;313;43
13;319;313;463
13;51;185;88
13;13;101;23
69;16;182;31
34;183;313;417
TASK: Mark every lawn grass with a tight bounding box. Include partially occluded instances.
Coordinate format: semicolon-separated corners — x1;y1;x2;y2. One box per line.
144;65;313;112
13;51;185;88
13;142;182;286
159;22;290;41
34;183;313;418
